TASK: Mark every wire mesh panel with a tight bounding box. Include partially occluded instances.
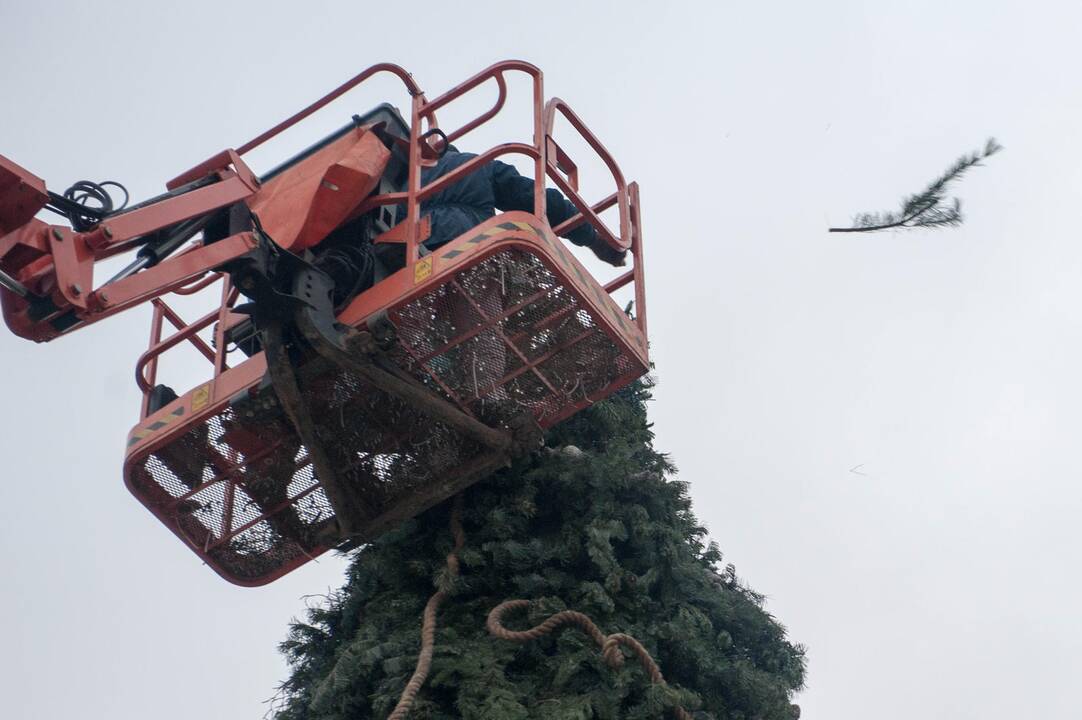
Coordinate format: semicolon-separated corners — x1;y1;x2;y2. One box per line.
388;247;643;427
127;355;488;585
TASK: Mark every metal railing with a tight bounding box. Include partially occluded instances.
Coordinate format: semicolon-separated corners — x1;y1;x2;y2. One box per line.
136;273;239;418
135;60;647;413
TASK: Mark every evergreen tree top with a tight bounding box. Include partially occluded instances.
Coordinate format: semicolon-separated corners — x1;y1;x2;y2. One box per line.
274;380;805;720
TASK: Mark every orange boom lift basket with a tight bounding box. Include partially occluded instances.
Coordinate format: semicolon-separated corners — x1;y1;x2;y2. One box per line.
0;62;648;585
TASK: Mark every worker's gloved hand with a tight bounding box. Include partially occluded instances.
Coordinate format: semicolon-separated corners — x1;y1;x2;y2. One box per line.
588;240;628;267
566;225;627;267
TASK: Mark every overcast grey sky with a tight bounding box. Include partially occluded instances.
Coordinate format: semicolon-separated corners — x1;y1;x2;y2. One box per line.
3;1;1081;718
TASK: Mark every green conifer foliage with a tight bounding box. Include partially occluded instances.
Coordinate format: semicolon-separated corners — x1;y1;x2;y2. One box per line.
274;381;806;719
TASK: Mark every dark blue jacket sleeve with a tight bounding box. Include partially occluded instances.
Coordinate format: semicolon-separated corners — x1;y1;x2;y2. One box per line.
489;161;598;247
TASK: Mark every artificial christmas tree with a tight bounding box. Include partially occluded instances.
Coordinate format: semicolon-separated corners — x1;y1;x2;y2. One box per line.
275;380;805;719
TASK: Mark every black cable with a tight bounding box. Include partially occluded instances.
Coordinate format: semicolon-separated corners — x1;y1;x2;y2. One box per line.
45;179;129;232
420;128;450;158
313;242;376;307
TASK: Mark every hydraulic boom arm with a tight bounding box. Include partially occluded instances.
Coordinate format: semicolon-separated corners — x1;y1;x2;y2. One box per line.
0;63;425;343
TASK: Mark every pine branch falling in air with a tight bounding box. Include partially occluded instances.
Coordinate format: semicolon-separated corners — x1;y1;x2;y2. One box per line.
829;137;1003;233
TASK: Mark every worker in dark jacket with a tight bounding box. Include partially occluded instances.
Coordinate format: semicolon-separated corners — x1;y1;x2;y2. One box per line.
312;144;625;414
413;148;626;265
315;146;626;305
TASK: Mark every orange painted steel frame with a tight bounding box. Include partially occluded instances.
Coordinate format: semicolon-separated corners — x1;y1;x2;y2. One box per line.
122;214;645;585
106;60;648;586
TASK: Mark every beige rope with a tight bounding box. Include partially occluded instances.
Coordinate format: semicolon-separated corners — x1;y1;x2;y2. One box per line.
386;498;692;719
487;599;693;720
386;495;465;720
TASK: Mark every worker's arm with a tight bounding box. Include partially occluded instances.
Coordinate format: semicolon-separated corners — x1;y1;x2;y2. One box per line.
490;160;625;265
490;160;608;251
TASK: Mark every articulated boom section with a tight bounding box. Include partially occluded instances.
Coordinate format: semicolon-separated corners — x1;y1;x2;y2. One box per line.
1;61;649;585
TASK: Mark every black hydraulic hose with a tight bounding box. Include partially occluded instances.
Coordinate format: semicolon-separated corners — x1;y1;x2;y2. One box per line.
45;180;129;232
105;215;211;285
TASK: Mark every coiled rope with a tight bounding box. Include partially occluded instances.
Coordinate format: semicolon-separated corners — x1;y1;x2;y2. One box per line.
388;492;691;719
486;600;693;720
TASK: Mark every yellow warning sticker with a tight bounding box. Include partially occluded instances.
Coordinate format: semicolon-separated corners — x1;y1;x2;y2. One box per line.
414;256;433;284
191;383;211;412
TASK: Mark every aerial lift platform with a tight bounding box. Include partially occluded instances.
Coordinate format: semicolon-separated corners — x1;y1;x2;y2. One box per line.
0;61;648;585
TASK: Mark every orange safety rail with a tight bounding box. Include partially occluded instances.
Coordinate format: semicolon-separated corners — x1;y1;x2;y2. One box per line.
136;274;240;418
121;61;648;585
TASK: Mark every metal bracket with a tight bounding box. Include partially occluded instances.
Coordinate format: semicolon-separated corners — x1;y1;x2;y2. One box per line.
240;237;542;541
374;214;431;246
262;319;370;536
